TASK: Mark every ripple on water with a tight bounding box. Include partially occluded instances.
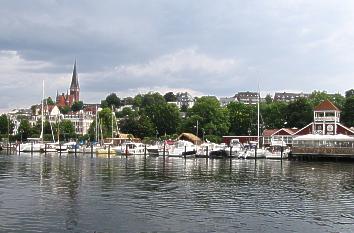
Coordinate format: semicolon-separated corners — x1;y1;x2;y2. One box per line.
1;153;354;232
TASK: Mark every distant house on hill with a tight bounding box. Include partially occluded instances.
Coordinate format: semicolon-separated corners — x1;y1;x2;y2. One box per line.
274;92;310;102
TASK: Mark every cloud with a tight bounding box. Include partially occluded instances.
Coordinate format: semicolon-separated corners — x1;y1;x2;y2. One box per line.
115;48;238;76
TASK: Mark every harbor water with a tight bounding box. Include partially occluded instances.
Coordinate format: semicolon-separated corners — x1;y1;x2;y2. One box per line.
1;152;354;232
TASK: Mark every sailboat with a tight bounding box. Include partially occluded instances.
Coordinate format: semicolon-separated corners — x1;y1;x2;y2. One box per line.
239;89;266;159
17;81;46;152
96;107;116;155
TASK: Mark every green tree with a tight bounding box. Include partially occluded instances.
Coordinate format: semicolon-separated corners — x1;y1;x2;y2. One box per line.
60;106;71;114
227;102;255;135
119;114;155;139
285;98;313;128
164;92;177;102
98;107;114;138
309;91;344;109
59;120;76;141
187;96;229;137
18;119;32;141
105;93;121;108
345;89;354;98
0;114;9;134
123;97;134;105
260;101;288;129
71;101;84;112
342;96;354;127
46;97;55;105
116;107;135;118
265;94;273;104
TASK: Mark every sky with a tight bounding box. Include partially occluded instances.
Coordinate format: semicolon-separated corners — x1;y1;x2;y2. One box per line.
1;0;354;112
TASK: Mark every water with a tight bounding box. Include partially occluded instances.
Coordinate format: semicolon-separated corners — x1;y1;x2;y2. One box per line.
1;152;354;233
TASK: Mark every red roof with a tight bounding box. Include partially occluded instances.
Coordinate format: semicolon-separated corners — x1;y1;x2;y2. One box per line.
314;100;340;111
263;129;279;136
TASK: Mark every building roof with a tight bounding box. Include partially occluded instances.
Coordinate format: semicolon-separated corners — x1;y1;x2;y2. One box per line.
70;60;79;90
314;100;340;111
177;133;202;145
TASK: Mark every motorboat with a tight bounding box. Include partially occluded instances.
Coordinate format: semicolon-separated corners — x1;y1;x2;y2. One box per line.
265;139;289;159
238;142;266;159
115;142;146;155
167;140;197;158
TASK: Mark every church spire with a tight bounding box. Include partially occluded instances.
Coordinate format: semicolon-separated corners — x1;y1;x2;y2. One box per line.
69;59;80;104
70;60;79;90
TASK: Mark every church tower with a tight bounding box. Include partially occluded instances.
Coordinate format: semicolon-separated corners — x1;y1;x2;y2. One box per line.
69;60;80;103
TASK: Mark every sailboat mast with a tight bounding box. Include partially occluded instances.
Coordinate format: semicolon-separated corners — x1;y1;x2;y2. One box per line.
95;105;98;142
111;106;114;140
257;89;260;148
41;80;44;143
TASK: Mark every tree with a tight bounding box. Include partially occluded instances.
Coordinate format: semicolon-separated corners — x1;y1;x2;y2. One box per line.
342;96;354;127
123;97;134;105
260;101;287;129
116;107;135;118
265;94;273;104
345;89;354;98
18;119;32;141
60;106;71;114
164;92;177;102
0;114;9;134
284;98;312;128
187;96;229;137
46;97;55;105
105;93;121;108
98;107;114;138
308;91;344;109
71;101;84;112
59;120;76;141
227;102;255;135
119;114;155;139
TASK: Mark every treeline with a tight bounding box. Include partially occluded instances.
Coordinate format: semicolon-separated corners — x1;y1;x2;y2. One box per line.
89;89;354;143
0;115;77;142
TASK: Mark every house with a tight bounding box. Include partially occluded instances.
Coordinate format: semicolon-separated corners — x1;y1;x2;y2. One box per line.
262;100;354;146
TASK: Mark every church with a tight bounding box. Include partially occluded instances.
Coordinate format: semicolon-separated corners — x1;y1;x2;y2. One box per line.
56;61;80;107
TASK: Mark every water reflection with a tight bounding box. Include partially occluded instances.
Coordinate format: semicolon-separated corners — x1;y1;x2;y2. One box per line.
0;152;354;232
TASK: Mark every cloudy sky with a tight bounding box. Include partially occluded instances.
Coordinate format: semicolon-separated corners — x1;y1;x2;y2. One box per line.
1;0;354;112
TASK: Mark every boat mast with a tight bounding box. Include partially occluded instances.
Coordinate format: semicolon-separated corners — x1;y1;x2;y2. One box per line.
111;106;114;143
257;85;260;148
95;105;98;143
40;80;44;143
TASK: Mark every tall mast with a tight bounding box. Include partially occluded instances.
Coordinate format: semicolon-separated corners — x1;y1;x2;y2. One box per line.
95;105;98;142
257;85;260;148
111;106;114;141
40;80;44;143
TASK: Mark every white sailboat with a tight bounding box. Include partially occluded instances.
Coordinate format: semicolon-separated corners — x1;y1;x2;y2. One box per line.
17;81;46;152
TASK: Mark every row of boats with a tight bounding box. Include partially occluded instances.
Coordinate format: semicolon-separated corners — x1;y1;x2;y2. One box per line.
11;138;290;159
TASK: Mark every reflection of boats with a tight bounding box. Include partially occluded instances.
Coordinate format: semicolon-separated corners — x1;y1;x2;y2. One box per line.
115;142;146;155
265;139;289;159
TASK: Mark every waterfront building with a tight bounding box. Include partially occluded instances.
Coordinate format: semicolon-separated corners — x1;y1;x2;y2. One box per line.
262;100;354;147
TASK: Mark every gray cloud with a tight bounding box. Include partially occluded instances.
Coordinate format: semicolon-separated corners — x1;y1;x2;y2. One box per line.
1;0;354;112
